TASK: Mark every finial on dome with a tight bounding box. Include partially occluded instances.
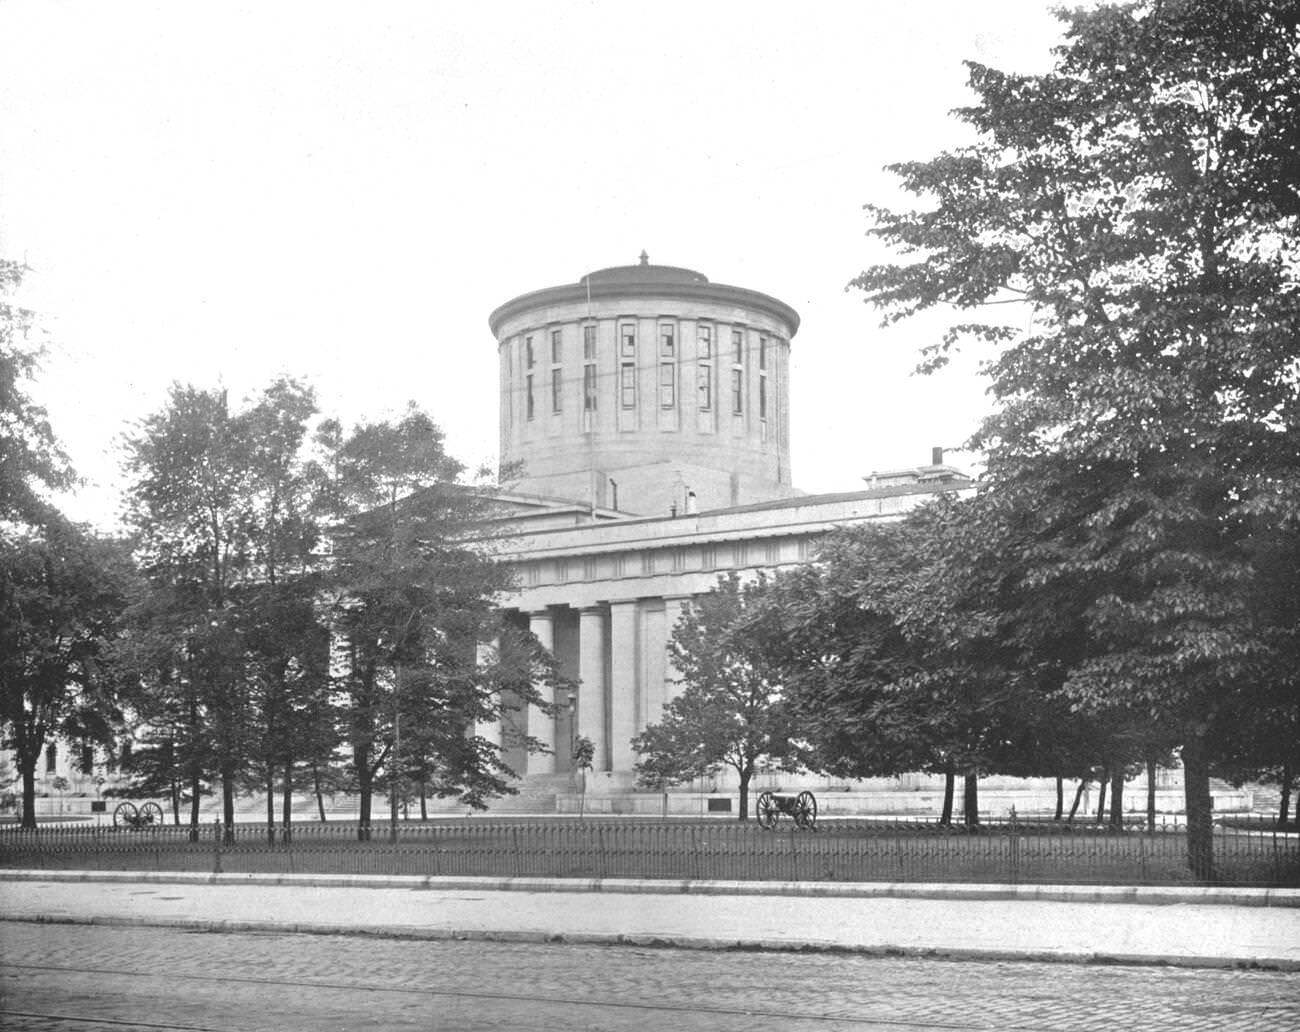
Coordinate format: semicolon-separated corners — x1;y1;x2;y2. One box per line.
638;249;650;266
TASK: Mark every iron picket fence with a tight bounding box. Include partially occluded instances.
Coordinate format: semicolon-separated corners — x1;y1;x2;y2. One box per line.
2;815;1296;887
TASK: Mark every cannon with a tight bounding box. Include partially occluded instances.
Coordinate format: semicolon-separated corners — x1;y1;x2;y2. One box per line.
113;800;165;830
755;790;817;831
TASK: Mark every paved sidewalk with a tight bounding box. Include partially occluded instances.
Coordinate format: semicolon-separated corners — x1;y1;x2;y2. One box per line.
3;871;1299;970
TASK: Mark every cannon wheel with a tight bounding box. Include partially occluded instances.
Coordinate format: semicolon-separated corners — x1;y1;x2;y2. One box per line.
794;791;818;830
756;791;778;830
139;801;165;827
112;801;138;828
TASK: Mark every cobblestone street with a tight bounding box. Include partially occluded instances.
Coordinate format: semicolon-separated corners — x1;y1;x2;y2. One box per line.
3;923;1298;1031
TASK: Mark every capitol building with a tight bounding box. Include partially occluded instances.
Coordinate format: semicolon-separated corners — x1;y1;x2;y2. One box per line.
476;255;973;813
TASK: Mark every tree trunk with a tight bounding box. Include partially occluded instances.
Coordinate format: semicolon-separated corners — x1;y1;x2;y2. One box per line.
221;767;236;844
962;773;979;827
188;773;202;842
1279;761;1293;829
312;764;327;822
282;762;293;829
1109;770;1124;828
170;778;181;826
940;769;955;825
1146;758;1157;833
419;783;428;821
265;774;276;845
1054;775;1064;821
737;767;750;822
1181;737;1215;881
1095;769;1109;823
356;744;373;841
18;756;38;831
1067;779;1088;822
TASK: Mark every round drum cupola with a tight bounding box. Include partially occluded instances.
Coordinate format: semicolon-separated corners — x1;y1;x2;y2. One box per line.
489;256;800;515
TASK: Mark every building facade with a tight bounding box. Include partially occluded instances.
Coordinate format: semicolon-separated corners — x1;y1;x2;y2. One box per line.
482;257;974;810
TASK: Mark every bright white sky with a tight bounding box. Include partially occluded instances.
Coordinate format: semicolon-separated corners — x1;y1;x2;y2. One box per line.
0;1;1068;529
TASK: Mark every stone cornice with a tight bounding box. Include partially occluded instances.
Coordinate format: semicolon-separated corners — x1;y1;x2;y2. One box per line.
489;274;800;339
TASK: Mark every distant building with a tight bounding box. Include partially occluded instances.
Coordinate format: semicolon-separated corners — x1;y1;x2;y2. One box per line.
478;256;974;810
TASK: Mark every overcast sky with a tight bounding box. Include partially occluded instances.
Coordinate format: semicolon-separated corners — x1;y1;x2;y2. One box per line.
1;1;1070;529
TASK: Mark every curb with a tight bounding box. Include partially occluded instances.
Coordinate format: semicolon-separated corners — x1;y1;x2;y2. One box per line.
10;911;1299;972
5;869;1299;907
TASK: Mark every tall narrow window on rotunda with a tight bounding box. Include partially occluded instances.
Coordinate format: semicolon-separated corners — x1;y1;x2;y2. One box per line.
582;323;598;428
659;322;675;357
731;327;745;415
525;335;535;368
526;374;535;420
550;328;563;413
621;363;636;408
620;319;637;409
660;361;675;408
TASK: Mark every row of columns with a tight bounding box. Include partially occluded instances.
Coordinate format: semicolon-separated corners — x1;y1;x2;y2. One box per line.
509;598;690;777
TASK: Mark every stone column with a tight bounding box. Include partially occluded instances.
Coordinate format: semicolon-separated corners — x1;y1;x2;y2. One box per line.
663;595;692;707
473;640;503;750
608;600;640;773
577;606;607;772
527;609;557;774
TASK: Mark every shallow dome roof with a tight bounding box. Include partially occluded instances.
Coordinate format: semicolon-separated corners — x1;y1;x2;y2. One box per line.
489;256;799;338
580;263;709;287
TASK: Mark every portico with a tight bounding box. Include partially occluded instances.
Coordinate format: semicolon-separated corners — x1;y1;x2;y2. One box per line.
484;482;972;784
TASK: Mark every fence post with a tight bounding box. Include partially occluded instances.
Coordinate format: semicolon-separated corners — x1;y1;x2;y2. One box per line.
1009;808;1020;886
212;819;223;875
512;825;521;878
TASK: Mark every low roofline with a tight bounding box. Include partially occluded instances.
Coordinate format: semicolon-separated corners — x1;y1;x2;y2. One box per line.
482;477;977;544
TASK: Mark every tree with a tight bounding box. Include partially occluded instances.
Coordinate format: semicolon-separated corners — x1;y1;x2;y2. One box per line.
775;507;1069;826
122;379;326;839
315;404;555;836
632;573;801;821
852;0;1300;875
0;517;132;828
0;259;72;524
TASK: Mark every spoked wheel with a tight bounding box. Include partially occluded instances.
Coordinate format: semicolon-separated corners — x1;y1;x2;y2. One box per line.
138;801;165;827
112;801;138;828
794;791;818;831
756;791;778;830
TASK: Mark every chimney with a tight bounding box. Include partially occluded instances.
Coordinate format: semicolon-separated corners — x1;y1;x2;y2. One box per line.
931;447;944;467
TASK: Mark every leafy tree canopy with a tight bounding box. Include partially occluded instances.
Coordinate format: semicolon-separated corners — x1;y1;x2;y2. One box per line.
851;0;1299;872
633;573;802;820
0;259;73;524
